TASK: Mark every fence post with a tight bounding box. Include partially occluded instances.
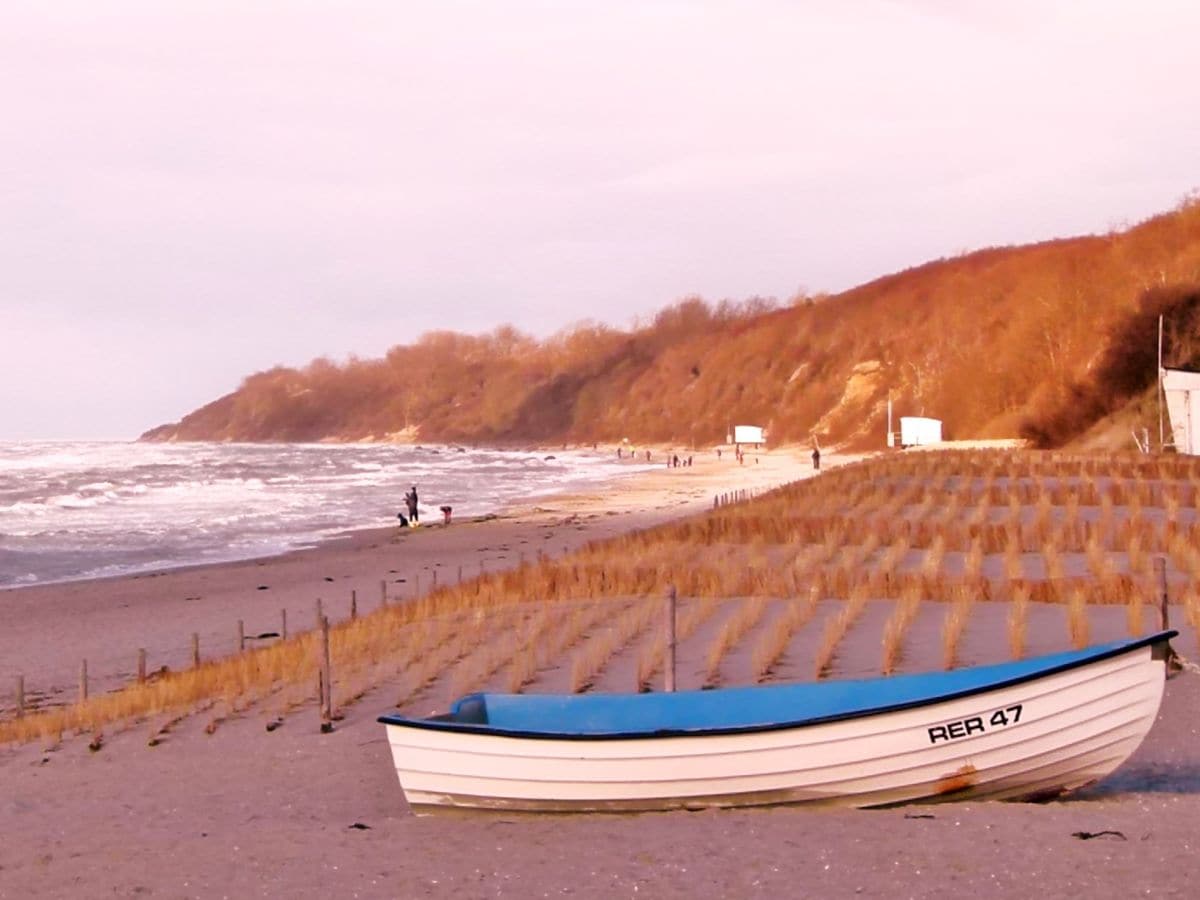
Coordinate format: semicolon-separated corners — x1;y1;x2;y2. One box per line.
137;648;147;684
315;597;323;629
380;579;387;606
281;608;288;640
318;615;333;733
1155;556;1169;631
191;632;200;668
15;675;24;719
458;564;463;584
664;585;677;693
237;619;245;652
350;590;358;620
432;569;438;590
79;659;88;704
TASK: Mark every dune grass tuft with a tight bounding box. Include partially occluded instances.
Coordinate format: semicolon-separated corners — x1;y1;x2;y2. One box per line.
941;585;974;670
1008;586;1029;660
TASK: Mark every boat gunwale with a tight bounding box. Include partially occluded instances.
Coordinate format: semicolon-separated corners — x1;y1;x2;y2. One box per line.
377;630;1175;742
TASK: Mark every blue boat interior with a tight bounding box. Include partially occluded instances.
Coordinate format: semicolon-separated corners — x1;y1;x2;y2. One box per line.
378;631;1174;739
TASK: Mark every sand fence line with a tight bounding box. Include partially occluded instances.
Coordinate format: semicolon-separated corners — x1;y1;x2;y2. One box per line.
1;568;1183;729
1;555;685;736
0;550;534;727
713;488;766;508
8;557;1181;722
2;564;1190;748
4;574;411;726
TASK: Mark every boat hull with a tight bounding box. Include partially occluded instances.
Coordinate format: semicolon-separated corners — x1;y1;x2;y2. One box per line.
383;641;1168;813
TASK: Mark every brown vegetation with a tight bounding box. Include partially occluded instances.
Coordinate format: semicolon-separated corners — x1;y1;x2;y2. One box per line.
1008;586;1030;660
881;585;922;675
1067;588;1091;649
704;599;769;688
942;585;975;670
750;591;820;682
142;201;1200;449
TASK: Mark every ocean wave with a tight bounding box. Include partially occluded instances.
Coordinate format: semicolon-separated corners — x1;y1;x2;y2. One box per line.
51;493;116;509
0;500;51;516
77;481;116;492
0;441;643;586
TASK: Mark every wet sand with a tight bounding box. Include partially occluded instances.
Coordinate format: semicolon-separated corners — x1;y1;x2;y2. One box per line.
3;446;1200;898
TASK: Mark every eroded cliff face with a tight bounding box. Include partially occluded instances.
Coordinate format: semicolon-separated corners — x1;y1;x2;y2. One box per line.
143;201;1200;449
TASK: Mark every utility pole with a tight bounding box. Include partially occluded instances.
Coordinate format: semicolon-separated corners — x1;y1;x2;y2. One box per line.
1158;314;1165;451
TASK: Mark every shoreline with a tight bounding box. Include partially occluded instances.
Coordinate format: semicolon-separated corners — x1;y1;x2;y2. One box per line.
0;441;820;593
0;444;844;707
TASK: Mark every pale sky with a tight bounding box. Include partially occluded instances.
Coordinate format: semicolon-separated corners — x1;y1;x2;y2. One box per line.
3;0;1198;439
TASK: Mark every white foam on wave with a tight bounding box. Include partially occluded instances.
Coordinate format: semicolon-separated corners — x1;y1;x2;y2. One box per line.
0;441;651;586
0;500;51;517
50;493;112;509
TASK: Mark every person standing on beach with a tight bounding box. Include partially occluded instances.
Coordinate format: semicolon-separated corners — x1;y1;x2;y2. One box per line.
406;486;420;523
812;446;821;471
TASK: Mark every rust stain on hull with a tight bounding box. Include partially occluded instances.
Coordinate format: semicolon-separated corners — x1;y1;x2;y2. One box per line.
936;763;978;796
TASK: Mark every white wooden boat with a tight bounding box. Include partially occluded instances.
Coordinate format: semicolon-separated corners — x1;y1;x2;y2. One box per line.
379;631;1175;813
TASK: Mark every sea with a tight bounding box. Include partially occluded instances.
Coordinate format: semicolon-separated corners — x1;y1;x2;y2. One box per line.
0;441;654;588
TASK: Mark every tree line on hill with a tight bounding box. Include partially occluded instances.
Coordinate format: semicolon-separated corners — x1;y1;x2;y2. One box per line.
142;198;1200;450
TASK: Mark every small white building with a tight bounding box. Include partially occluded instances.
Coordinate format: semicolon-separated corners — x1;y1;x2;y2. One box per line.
1163;368;1200;454
899;416;943;447
732;425;766;445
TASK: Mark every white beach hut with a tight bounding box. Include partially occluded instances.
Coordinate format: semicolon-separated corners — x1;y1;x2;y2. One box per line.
899;416;942;447
1163;368;1200;454
732;425;766;446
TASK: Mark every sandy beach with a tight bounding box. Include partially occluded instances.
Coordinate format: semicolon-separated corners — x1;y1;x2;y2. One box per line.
2;445;1200;899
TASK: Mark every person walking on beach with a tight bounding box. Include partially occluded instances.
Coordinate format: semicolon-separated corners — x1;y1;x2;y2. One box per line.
406;486;419;523
812;446;821;471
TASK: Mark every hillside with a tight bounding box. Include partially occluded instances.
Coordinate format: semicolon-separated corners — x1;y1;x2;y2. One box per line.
142;198;1200;449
